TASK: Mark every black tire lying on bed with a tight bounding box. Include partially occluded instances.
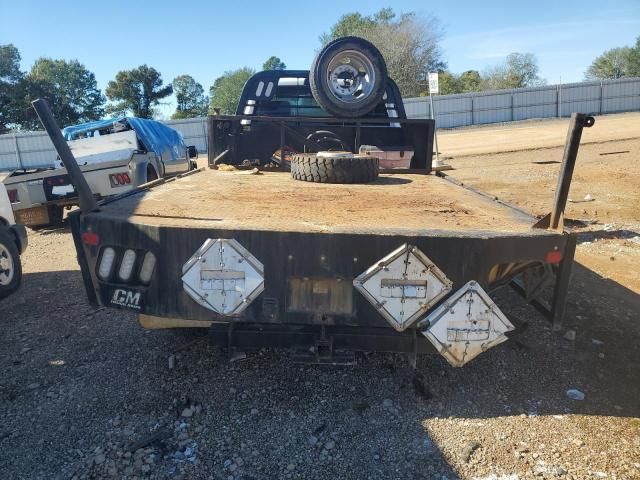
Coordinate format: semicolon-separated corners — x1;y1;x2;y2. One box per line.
291;153;379;184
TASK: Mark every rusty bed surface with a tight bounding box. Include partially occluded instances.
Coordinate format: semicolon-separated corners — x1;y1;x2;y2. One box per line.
98;170;545;236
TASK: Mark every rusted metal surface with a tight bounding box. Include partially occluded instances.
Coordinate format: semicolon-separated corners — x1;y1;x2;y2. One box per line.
549;113;595;230
550;233;577;331
287;277;354;315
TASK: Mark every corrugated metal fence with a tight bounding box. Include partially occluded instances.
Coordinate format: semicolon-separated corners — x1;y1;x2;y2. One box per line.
0;117;209;171
2;77;639;170
404;77;640;127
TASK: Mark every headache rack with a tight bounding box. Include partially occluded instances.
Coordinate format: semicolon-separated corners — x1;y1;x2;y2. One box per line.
207;115;436;170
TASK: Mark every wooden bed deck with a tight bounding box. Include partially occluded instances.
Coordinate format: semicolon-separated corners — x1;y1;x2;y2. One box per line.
99;169;544;236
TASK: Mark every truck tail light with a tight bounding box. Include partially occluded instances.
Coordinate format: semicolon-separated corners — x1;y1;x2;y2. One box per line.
118;249;137;281
82;231;100;246
545;250;562;264
139;252;156;284
95;247;156;285
98;247;116;280
109;172;132;187
7;189;18;203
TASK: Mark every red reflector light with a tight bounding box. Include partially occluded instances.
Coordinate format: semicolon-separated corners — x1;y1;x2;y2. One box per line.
7;189;18;203
546;250;562;264
82;231;100;246
122;173;131;183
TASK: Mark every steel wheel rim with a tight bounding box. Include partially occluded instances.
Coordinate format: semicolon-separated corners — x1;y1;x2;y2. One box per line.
0;243;14;285
325;49;376;104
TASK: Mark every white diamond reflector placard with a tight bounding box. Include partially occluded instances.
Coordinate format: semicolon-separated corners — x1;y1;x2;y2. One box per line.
182;238;264;316
353;244;452;331
420;280;515;367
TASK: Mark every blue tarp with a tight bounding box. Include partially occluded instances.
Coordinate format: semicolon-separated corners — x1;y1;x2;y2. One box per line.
62;117;185;162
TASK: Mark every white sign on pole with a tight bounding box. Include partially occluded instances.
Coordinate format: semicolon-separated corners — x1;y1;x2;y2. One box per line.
428;72;439;95
427;72;442;167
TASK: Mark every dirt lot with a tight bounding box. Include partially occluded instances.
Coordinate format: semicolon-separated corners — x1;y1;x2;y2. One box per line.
1;114;639;480
439;112;640;293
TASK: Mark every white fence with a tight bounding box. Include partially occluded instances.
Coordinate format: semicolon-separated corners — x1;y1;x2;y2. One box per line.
2;77;639;170
0;130;57;171
404;76;640;128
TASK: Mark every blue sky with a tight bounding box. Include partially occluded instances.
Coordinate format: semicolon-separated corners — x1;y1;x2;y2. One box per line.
2;0;639;118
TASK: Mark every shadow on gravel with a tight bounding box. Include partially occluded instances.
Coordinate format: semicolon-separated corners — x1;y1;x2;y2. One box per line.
27;218;72;235
372;176;413;185
576;228;639;244
0;257;638;479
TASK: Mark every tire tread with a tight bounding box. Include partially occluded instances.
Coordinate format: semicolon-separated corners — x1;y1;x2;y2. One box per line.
291;154;379;184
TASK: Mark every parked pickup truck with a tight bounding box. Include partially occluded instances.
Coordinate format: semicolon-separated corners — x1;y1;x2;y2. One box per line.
0;177;28;298
36;37;592;368
2;117;196;227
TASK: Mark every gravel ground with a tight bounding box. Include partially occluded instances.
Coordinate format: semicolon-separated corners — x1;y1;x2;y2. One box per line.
0;225;638;480
1;118;640;479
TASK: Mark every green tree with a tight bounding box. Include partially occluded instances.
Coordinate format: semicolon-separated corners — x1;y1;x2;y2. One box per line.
171;74;209;119
585;47;631;80
0;44;22;84
0;44;24;133
106;65;172;118
435;71;460;95
458;70;482;92
319;13;376;45
262;56;286;71
209;67;255;115
21;58;104;129
627;36;640;76
320;8;446;97
319;8;395;45
483;53;544;90
584;36;640;80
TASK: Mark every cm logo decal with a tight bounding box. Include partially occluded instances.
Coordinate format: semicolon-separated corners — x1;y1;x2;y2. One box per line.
110;288;142;310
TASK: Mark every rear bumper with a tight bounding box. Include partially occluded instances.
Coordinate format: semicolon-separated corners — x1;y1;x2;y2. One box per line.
71;213;572;321
10;223;28;254
68;211;578;364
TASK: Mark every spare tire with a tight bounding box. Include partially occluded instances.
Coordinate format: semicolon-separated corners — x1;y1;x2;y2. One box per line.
310;37;387;118
291;152;379;184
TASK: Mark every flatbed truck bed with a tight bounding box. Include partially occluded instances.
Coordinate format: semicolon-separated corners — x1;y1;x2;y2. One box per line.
100;169;543;236
30;95;593;368
70;165;577;366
